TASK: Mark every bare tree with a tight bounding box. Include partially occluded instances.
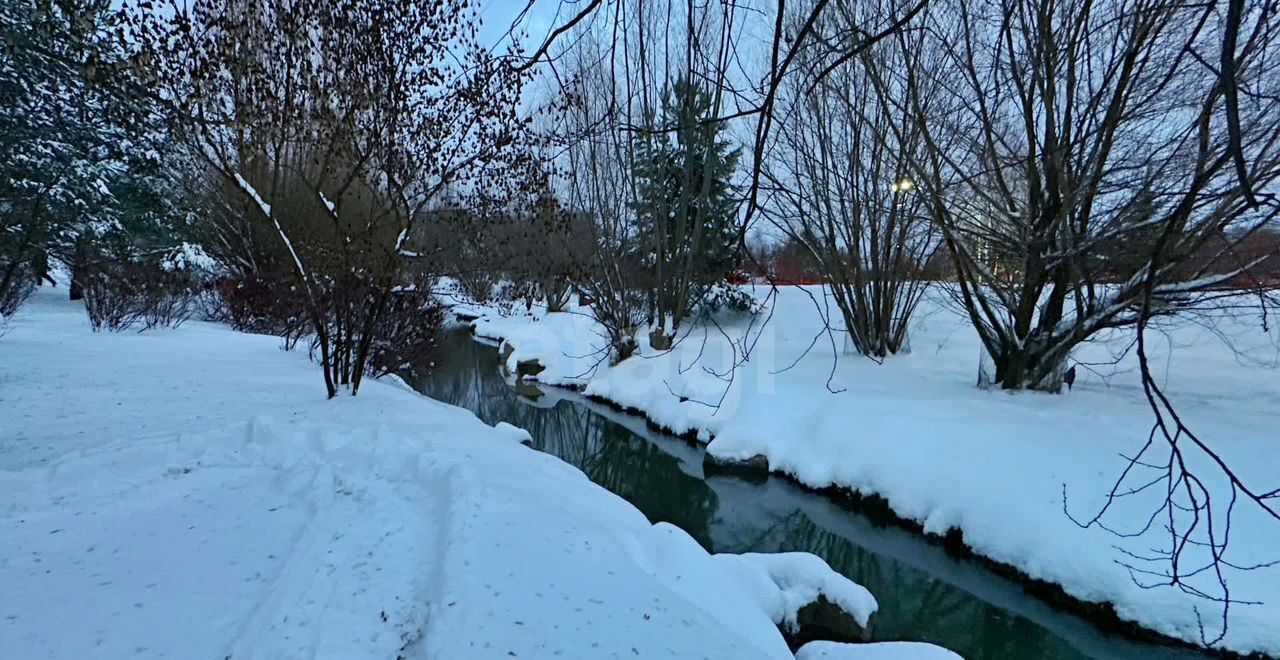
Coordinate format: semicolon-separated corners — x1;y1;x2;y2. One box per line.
765;2;939;358
523;0;1280;643
412;205;501;305
1060;1;1280;642
881;0;1280;392
511;179;594;313
513;0;930;369
555;33;650;364
136;0;527;397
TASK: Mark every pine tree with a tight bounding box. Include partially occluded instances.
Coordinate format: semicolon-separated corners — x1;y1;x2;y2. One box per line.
0;0;172;310
631;77;741;349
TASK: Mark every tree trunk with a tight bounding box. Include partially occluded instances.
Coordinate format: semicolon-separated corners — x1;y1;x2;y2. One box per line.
613;336;638;363
979;341;1069;393
648;329;673;351
69;242;87;301
349;286;390;396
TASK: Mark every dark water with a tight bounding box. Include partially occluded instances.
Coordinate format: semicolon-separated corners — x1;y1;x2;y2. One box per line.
413;331;1204;660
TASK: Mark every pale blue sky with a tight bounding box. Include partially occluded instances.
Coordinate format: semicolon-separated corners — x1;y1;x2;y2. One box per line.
477;0;563;54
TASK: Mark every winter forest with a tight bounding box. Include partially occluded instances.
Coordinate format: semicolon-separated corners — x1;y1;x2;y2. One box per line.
3;1;1280;659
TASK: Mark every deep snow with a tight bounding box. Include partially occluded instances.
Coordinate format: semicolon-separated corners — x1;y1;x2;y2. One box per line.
795;641;964;660
0;286;894;660
461;283;1280;657
715;552;877;635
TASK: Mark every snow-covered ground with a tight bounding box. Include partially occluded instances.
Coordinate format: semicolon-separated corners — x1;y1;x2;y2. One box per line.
796;641;964;660
0;286;942;660
462;284;1280;657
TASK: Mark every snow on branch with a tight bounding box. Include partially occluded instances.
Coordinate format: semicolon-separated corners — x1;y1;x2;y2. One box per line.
231;171;310;285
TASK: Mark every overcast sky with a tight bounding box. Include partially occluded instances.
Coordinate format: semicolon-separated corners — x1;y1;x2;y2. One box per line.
473;0;782;244
477;0;561;54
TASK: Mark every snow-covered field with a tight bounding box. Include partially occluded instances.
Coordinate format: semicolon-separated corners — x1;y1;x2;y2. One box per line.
465;284;1280;657
0;286;965;660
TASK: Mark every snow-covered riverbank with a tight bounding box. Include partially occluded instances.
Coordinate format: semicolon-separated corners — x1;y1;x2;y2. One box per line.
461;284;1280;658
0;286;962;660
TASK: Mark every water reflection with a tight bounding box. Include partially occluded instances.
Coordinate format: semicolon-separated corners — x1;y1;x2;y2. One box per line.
412;332;1206;660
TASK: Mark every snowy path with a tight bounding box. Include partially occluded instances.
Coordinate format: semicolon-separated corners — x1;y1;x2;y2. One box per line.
1;287;919;660
1;410;446;659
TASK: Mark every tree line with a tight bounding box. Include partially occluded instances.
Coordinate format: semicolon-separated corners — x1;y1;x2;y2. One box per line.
4;0;1278;389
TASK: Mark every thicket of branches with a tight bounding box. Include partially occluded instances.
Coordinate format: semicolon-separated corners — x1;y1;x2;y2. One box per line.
407;177;594;314
877;0;1280;393
82;259;198;331
766;2;940;358
519;2;757;365
132;0;530;396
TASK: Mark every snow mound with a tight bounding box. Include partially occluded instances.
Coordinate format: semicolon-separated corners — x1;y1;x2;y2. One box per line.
493;309;603;387
713;552;878;631
796;641;964;660
492;421;533;445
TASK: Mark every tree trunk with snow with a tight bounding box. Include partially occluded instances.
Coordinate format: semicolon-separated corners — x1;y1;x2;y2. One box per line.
979;341;1069;393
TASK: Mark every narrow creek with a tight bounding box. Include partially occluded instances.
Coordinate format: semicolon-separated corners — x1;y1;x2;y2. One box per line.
412;330;1208;660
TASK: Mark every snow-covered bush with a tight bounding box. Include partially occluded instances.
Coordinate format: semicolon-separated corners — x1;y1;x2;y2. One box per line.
161;243;222;282
694;282;762;319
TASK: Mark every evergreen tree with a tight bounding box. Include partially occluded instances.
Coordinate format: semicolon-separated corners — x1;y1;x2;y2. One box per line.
631;77;741;348
0;0;177;313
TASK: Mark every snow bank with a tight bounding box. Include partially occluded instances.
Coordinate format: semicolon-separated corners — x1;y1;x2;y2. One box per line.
492;421;534;445
454;284;1280;657
433;277;500;326
490;307;604;389
796;640;964;660
0;286;836;660
713;552;878;632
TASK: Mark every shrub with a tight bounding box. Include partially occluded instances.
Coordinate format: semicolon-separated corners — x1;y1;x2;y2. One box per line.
210;270;444;383
694;281;761;319
458;271;496;305
83;260;198;331
1;265;35;319
213;275;308;341
364;285;445;378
